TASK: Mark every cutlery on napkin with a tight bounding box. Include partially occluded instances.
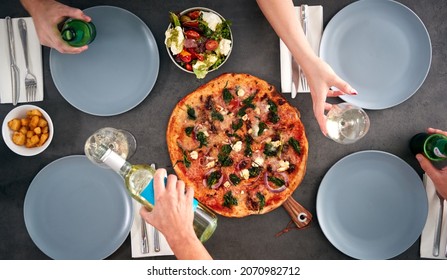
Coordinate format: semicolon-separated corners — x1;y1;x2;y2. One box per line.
130;164;173;258
0;17;43;104
131;200;174;258
420;174;447;259
280;5;322;94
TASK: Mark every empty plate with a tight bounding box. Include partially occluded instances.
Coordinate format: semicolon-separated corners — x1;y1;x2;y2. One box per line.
24;155;133;259
320;0;431;109
317;150;428;259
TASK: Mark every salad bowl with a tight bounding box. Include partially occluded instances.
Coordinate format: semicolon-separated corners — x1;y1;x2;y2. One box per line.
165;7;233;79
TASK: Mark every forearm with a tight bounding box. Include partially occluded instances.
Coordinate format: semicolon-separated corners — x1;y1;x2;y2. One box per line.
167;232;213;260
20;0;46;15
256;0;318;69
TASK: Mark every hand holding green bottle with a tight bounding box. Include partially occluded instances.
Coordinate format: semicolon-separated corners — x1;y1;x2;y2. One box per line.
61;18;96;47
413;128;447;200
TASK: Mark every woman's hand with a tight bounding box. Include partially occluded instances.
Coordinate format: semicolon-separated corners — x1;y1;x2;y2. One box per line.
301;56;357;135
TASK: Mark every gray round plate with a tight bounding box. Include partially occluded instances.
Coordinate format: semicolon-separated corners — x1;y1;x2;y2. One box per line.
50;6;159;116
320;0;431;110
316;150;428;259
24;155;133;259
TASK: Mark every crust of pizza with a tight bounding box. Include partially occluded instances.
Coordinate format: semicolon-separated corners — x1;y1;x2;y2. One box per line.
167;73;308;217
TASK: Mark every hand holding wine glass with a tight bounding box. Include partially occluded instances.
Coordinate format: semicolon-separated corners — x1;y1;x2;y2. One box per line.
325;102;370;144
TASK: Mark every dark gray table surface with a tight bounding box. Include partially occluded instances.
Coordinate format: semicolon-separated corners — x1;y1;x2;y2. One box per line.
0;0;445;260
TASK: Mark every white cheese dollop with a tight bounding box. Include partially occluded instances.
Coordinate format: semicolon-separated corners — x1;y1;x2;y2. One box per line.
277;160;290;172
240;169;250;180
165;26;184;55
189;151;198;160
231;141;243;152
202;11;222;31
237;88;245;97
218;38;232;56
252;156;264;167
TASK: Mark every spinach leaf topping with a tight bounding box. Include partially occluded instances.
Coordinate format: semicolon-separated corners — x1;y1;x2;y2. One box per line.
185;126;194;137
187;105;196;120
258;122;267;136
222;83;233;104
248;166;262;178
288;137;301;154
268;176;285;187
218;144;233;167
244;134;253;157
207;170;222;187
237;94;256;117
229;174;241;185
256;192;265;211
223;191;238;208
196;131;208;148
175;145;191;168
232;118;243;131
263;142;278;157
211;110;224;122
267;99;279;123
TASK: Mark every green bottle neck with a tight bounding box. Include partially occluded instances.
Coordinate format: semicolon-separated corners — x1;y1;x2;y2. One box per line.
427;134;447;157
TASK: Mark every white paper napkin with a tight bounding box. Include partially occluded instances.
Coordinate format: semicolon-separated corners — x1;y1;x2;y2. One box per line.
280;5;323;93
130;200;174;258
420;174;447;259
0;17;44;104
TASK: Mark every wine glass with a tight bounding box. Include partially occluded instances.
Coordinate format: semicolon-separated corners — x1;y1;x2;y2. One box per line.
326;102;370;144
84;127;136;167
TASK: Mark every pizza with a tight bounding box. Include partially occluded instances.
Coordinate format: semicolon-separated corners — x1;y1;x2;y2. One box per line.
166;73;308;217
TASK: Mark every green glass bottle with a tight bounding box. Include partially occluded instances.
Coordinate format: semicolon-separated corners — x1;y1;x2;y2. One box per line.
410;133;447;161
61;19;96;47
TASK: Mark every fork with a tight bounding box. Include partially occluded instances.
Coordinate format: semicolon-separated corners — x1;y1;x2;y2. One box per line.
299;5;310;92
18;19;37;102
433;192;444;257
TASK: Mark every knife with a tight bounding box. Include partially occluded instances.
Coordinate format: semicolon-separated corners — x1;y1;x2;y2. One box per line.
433;193;444;257
6;17;20;106
153;227;160;252
298;5;309;92
290;57;300;99
141;217;149;254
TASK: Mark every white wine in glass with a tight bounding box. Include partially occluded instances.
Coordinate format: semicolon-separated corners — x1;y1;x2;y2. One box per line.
326;102;370;144
84;127;137;166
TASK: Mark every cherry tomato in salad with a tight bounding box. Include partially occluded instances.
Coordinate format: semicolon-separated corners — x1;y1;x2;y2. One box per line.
205;39;219;51
177;49;192;63
188;10;201;20
183;20;199;28
187;48;205;61
184;30;201;40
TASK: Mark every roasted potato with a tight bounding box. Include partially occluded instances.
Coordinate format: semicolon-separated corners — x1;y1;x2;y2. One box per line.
29;115;39;129
12;132;26;146
37;118;47;128
8;119;21;131
8;109;50;148
38;133;49;147
27;109;42;117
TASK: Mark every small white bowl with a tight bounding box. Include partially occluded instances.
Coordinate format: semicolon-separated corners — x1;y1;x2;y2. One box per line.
166;7;233;77
2;105;54;156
